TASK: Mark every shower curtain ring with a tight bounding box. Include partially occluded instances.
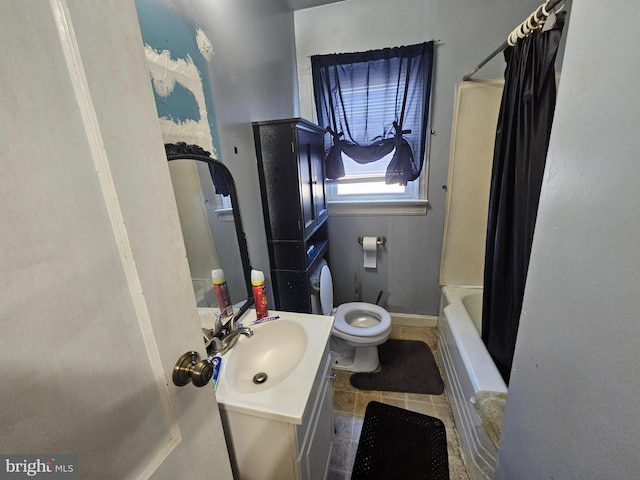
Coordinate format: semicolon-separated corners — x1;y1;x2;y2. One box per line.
533;5;545;25
525;15;536;33
508;26;520;46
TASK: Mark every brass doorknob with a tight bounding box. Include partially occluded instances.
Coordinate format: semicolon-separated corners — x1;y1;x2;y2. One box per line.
173;351;214;387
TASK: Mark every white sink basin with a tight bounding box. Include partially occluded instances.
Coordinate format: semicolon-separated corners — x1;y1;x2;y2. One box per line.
224;319;308;393
212;309;334;424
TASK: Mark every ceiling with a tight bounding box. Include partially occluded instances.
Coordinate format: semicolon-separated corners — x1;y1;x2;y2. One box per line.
286;0;345;11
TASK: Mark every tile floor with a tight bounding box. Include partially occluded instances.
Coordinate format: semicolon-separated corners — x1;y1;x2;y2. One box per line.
327;325;471;480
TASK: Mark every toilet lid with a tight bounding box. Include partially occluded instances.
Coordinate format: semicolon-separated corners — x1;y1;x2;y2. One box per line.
319;265;333;316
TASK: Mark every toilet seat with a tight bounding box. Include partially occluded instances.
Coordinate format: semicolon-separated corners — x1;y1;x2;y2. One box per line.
316;261;391;372
318;264;391;338
334;302;391;337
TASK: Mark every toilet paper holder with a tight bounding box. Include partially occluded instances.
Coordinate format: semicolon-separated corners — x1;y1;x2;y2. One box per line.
358;236;387;246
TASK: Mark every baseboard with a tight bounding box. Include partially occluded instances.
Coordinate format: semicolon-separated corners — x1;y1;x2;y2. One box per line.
390;312;438;328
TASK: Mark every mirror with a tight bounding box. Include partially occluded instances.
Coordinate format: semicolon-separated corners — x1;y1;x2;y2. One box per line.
164;142;253;313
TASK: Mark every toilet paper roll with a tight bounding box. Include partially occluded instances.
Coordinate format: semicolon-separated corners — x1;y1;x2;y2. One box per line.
362;236;378;269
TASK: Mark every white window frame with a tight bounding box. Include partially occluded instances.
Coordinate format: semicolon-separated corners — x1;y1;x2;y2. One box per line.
326;141;430;216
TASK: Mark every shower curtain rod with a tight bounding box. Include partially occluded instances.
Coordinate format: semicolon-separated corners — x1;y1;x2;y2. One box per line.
463;0;564;81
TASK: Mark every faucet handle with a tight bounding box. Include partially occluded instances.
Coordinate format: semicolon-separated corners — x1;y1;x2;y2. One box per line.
203;333;223;351
214;314;225;333
202;327;222;348
202;327;214;342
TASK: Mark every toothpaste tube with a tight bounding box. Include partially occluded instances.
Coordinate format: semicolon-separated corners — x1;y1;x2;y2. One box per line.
211;355;222;391
238;315;280;328
253;315;280;324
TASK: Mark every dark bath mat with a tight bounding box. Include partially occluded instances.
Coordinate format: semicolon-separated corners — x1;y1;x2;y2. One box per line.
350;339;444;394
351;401;449;479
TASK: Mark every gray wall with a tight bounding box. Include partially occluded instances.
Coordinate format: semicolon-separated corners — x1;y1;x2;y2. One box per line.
496;1;640;477
163;0;566;316
163;0;301;305
294;0;547;314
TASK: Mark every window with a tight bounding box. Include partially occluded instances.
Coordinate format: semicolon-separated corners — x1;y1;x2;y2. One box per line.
311;42;434;211
327;150;418;200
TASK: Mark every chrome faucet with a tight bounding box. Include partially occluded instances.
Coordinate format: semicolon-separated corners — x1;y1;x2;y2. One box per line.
212;326;253;355
202;311;254;356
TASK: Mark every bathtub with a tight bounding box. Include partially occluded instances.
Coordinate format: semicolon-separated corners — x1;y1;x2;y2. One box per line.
438;286;507;480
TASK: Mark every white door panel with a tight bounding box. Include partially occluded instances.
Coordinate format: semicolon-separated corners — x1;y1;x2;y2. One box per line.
0;1;232;478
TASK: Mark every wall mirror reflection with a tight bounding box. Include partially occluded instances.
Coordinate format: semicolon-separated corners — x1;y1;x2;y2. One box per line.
164;143;252;312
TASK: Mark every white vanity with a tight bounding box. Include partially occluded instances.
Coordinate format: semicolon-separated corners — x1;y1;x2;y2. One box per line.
204;309;335;480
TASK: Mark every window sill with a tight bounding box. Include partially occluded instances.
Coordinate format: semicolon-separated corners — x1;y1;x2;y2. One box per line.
215;207;234;222
327;199;428;216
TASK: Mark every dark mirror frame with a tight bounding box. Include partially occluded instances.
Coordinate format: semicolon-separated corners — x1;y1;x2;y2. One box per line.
164;142;254;317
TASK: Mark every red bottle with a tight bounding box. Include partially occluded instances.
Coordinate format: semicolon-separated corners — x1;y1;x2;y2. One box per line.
251;270;268;320
212;269;233;318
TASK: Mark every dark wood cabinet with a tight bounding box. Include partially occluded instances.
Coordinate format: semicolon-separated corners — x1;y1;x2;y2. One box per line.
253;118;329;313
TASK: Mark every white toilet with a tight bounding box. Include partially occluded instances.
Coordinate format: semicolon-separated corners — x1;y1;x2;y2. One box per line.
311;262;392;372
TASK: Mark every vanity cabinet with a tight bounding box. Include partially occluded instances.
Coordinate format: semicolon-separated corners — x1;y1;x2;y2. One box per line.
219;344;335;480
253;118;329;313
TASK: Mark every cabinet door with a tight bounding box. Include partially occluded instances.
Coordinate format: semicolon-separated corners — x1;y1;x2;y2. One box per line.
310;138;328;226
302;377;335;480
273;269;313;312
297;129;319;239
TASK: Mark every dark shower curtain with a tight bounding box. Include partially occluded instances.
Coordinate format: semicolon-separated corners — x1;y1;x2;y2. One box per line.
482;17;564;384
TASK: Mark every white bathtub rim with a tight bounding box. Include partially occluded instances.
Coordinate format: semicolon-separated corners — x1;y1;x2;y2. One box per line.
441;291;507;395
441;284;483;306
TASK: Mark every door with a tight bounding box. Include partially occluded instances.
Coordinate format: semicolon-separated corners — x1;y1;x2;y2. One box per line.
0;2;233;479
